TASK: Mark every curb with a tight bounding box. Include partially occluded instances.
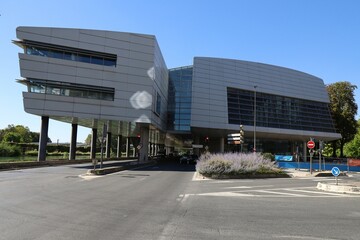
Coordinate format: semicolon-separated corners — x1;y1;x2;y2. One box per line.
317;182;360;194
87;161;156;175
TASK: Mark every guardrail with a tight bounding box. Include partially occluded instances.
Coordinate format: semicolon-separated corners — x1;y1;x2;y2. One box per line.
277;159;360;172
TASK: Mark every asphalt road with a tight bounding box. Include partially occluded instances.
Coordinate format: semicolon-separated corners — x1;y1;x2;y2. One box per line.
0;162;359;240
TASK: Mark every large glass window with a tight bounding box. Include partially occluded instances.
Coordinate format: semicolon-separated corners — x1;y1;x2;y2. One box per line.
167;66;193;132
227;87;337;133
19;40;117;67
156;92;161;115
23;78;115;101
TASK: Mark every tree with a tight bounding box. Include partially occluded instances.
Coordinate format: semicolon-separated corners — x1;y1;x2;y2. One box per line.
0;124;44;143
344;119;360;157
327;81;358;157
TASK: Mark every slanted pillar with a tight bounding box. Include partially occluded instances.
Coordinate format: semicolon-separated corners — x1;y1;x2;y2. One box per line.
106;132;112;158
38;116;49;161
220;137;225;153
303;141;307;162
90;128;97;159
126;138;131;157
69;123;78;160
139;125;149;162
117;135;122;158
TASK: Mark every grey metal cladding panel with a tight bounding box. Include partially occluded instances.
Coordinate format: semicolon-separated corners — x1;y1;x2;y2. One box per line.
127;75;152;85
129;34;155;46
20;58;48;73
17;29;52;43
44;100;75;113
23;98;45;112
120;58;153;70
47;73;76;83
76;67;103;79
47;63;78;76
105;38;130;50
51;28;80;41
79;32;106;45
129;43;154;55
78;42;105;53
50;38;79;48
129;51;153;62
73;103;101;115
75;77;102;87
20;69;48;80
79;29;106;37
105;31;131;42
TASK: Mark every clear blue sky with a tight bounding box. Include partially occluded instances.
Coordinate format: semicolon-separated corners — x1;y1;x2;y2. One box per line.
1;0;359;143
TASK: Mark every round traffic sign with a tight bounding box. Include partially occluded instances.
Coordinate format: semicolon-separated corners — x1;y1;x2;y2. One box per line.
331;167;340;177
307;140;315;149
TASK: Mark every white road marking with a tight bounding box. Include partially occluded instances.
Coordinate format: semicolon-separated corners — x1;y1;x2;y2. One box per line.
275;235;338;240
284;188;350;197
198;191;255;197
253;190;306;197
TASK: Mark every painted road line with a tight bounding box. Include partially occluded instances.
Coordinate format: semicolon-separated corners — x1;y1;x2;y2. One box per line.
253;190;307;197
284;188;351;197
225;185;274;189
198;191;256;197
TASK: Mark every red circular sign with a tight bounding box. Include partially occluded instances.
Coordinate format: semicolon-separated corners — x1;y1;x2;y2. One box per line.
307;141;315;149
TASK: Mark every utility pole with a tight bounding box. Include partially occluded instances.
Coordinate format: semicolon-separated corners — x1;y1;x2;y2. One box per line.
253;85;257;153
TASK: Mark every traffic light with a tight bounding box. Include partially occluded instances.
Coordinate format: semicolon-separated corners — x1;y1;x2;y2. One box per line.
239;125;244;144
205;136;209;142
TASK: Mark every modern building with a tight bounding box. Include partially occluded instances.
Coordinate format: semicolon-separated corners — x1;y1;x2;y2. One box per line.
14;26;341;161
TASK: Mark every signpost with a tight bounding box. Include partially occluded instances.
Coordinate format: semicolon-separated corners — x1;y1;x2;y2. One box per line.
307;140;315;174
331;167;340;185
307;140;315;149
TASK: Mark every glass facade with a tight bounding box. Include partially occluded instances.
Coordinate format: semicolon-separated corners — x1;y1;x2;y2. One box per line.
24;78;115;101
21;41;117;67
227;87;336;133
167;66;193;131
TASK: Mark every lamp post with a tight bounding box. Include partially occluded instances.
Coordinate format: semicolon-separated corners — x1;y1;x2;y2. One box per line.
253;85;257;153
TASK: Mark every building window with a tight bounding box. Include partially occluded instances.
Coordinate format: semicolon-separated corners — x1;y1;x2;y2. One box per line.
167;66;193;132
156;92;161;116
227;87;336;133
17;40;117;67
20;78;115;101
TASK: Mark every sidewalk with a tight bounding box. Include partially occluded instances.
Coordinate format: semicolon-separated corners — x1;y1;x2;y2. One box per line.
284;168;360;194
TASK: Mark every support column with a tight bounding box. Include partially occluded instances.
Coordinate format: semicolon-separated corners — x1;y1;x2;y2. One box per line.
38;116;49;161
117;135;122;158
126;137;131;157
90;128;97;159
69;123;78;160
194;136;200;156
303;141;307;162
220;137;225;153
139;125;149;162
106;132;112;158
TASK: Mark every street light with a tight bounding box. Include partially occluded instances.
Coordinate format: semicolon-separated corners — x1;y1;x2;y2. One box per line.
254;85;257;153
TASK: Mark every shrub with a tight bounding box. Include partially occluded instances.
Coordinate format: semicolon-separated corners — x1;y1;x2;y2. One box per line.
25;149;38;156
196;153;280;177
262;152;275;161
0;142;21;157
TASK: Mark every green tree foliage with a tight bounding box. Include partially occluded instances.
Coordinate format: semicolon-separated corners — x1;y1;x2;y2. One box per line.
0;125;41;143
326;82;358;157
344;119;360;157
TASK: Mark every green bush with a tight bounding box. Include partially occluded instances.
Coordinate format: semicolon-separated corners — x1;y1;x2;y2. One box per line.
0;142;21;157
196;153;284;178
25;149;38;156
262;152;275;161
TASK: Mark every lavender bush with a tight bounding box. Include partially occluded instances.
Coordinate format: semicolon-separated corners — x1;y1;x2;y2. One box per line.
196;153;283;178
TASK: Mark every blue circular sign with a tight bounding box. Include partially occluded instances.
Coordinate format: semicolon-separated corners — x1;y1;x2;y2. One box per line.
331;167;340;177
